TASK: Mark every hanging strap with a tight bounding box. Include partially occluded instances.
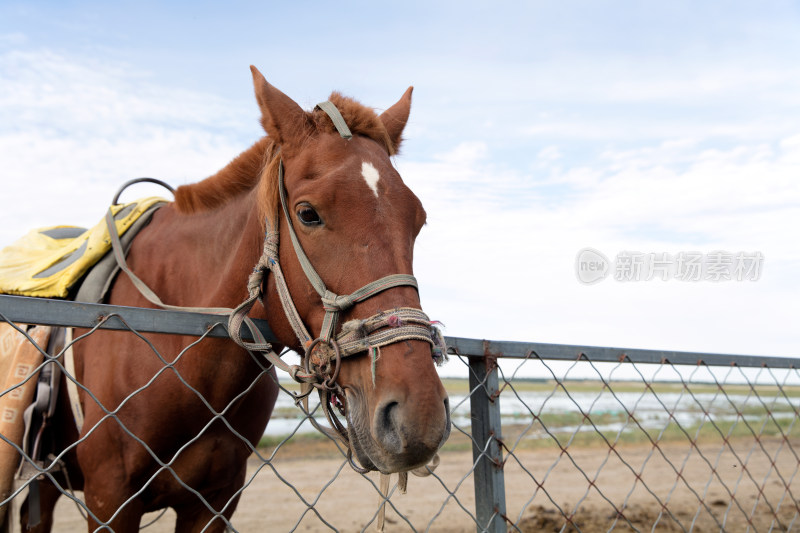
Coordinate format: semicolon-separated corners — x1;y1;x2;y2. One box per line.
63;328;84;432
105;210;235;315
102;182;318;384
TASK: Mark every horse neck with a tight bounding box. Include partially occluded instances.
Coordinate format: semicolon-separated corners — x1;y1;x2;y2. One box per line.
132;192;266;313
157;194;311;356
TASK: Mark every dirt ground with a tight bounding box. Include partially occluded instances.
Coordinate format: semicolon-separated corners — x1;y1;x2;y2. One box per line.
42;436;799;532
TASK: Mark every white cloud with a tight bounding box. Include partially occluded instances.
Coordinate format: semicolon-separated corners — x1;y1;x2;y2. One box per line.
0;49;252;133
536;146;562;164
0;43;796;380
433;141;489;165
0;33;27;47
402;135;800;370
433;56;800;147
0;48;257;244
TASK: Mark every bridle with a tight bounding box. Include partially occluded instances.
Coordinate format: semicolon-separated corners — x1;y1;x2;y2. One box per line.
225;101;447;467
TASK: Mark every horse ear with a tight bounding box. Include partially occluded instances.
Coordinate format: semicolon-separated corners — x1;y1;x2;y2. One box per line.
250;66;310;147
379;86;413;150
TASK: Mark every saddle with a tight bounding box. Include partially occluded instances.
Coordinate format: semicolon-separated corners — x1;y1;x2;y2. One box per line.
0;198;166;526
0;197;166;299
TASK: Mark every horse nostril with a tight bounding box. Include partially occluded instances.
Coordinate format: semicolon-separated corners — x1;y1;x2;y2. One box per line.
375;400;404;454
440;396;452;446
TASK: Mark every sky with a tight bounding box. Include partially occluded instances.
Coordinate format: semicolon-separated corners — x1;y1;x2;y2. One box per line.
1;1;798;377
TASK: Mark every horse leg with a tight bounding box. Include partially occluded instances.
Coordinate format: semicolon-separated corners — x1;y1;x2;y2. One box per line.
82;480;145;533
174;504;237;533
83;497;144;533
173;465;246;533
19;478;61;533
174;493;241;533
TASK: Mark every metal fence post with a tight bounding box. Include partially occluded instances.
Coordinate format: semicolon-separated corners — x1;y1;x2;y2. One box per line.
468;346;507;533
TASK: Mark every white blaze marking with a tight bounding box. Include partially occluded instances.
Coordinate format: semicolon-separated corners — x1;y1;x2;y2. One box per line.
361;161;380;198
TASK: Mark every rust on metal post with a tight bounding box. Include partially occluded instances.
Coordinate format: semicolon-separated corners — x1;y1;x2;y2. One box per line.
482;340;499;373
470;341;507;533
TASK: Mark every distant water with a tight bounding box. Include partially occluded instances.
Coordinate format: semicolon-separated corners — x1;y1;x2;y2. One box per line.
263;389;798;437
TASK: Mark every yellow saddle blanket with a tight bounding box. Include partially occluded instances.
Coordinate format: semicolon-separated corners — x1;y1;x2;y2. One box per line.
0;197;166;298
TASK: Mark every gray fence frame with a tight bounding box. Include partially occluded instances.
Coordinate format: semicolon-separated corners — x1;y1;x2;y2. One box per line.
1;294;797;532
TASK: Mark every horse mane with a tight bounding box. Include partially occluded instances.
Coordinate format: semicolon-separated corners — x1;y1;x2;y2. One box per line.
174;92;396;225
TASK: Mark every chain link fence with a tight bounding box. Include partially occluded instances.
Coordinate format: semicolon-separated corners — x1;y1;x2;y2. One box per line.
1;294;798;532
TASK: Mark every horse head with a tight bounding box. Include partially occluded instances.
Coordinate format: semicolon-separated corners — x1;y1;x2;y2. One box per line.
250;67;450;473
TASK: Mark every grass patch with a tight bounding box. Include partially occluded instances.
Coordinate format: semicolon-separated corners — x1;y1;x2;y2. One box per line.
264;377;800;460
257;430;346;461
255;411;800;462
438;378;800;398
497;412;800;452
281;377;800;397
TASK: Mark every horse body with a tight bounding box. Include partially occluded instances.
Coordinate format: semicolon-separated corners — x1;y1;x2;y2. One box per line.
73;193;277;530
21;68;449;532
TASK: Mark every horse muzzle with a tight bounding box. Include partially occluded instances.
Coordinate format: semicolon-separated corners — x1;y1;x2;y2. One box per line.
345;383;451;474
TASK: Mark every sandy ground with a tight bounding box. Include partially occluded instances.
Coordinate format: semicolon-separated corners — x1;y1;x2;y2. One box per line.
34;436;800;532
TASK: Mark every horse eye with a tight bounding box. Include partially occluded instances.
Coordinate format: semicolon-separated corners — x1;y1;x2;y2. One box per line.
296;204;322;226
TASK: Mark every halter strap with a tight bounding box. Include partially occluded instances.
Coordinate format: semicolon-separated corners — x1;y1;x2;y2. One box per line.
277;160;418;342
316;101;352;139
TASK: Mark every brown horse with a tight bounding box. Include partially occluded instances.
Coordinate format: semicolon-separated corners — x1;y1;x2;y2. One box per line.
21;67;450;532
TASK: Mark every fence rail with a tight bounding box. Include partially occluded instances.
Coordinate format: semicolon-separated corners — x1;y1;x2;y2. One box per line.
6;294;790;367
1;294;798;532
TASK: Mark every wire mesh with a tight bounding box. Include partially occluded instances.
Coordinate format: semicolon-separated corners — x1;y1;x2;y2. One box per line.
0;300;798;532
481;353;800;533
